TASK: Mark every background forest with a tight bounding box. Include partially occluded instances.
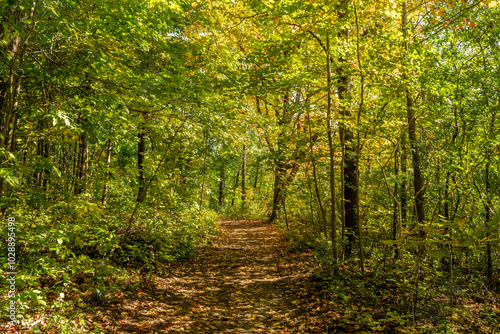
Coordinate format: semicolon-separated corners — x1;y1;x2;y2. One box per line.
1;0;500;332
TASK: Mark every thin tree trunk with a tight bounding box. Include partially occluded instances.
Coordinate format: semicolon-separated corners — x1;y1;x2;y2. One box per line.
218;161;225;211
269;166;282;222
393;145;400;258
354;3;365;273
253;162;259;189
199;136;209;210
341;108;346;259
102;139;112;206
137;122;146;203
231;169;240;207
75;132;88;196
306;108;327;237
485;160;493;284
126;118;188;231
402;1;425;317
241;144;246;203
403;0;425;236
401;132;408;228
72;141;78;194
326;33;338;270
258;162;264;194
282;196;289;231
306;170;316;232
478;43;496;286
42;139;50;194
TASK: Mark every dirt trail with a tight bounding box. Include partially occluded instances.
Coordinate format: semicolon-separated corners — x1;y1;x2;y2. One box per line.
93;220;327;333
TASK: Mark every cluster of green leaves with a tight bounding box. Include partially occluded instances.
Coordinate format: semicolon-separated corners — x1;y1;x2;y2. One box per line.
0;198;219;330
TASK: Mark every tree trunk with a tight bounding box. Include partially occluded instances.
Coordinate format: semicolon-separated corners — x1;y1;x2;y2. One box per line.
253;162;259;189
137;123;146;203
241;144;246;203
74;132;88;196
403;1;426;236
218;161;225;211
199;136;209;210
393;145;400;258
306;107;327;237
269;165;283;222
478;44;496;286
354;3;365;273
485;160;493;285
0;17;23;198
337;0;357;256
326;33;338;268
231;169;240;207
400;130;408;228
42;139;50;194
102;139;112;206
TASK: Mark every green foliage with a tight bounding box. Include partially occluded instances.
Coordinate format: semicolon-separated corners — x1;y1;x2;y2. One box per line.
0;200;219;330
283;229;319;253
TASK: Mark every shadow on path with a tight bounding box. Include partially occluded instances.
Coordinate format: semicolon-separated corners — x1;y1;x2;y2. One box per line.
90;220;329;333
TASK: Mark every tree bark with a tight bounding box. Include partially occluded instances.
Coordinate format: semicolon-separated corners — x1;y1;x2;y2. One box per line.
231;169;240;207
199;136;209;210
102;139;112;206
42;139;50;193
306;107;327;237
337;0;358;255
400;127;408;228
403;0;426;236
326;33;338;268
241;144;246;203
253;162;259;189
393;145;400;258
218;161;225;211
74;131;88;196
0;3;34;199
137;121;146;203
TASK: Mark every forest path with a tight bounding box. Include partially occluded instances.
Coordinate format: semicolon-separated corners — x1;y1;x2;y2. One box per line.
104;219;330;333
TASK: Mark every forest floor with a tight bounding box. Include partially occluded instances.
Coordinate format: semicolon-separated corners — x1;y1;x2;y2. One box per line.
86;219;332;333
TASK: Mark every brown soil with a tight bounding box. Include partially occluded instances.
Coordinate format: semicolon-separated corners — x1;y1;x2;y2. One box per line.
89;219;330;333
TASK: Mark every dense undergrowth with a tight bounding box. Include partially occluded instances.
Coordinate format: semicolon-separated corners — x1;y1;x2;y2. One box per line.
0;199;219;333
281;220;500;333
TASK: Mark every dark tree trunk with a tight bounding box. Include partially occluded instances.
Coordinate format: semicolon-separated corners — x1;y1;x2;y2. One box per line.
400;132;408;228
485;161;493;285
218;161;225;211
403;0;425;237
407;93;426;235
137;124;146;203
269;166;283;222
0;4;29;200
241;144;246;203
74;132;88;196
253;162;259;189
199;136;209;210
42;139;50;193
102;139;112;206
393;145;400;258
231;169;240;207
337;4;357;255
